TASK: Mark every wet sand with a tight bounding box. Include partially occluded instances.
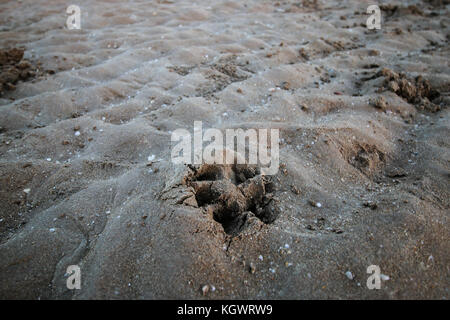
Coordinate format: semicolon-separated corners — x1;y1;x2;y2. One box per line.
0;0;449;299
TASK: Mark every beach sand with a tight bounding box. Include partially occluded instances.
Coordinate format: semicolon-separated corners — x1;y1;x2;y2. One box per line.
0;0;449;299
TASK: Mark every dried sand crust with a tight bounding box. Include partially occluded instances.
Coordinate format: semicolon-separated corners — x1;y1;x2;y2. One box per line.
0;0;449;299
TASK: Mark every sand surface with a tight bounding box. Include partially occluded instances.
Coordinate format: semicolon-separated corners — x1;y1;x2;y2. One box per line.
0;0;449;299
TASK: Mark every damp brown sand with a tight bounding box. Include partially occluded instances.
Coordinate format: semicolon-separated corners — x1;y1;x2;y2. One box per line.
0;0;449;299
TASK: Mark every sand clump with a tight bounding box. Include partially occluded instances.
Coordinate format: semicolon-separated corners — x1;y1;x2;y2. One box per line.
185;164;279;235
0;48;37;96
377;68;442;112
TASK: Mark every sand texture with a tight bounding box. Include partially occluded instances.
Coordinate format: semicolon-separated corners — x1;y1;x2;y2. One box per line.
0;0;449;299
